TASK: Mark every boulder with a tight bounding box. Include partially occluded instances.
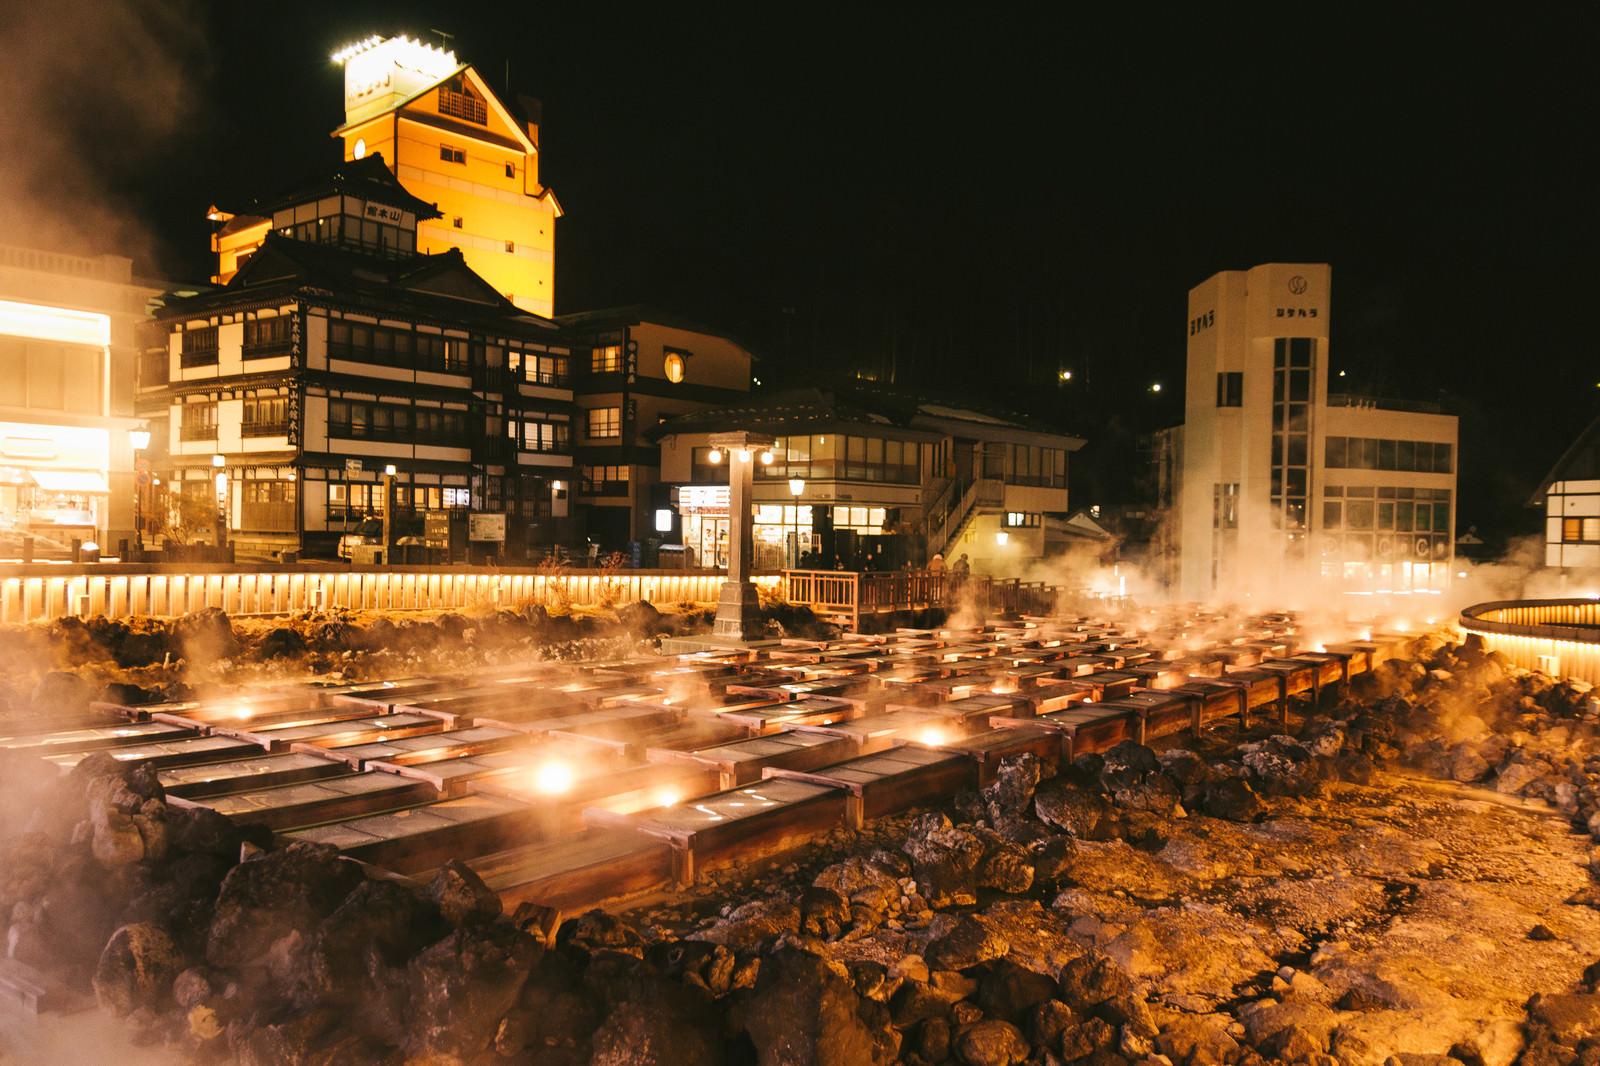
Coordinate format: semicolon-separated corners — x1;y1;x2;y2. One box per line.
1034;782;1110;839
1202;776;1264;822
427;858;502;927
902;813;986;909
975;959;1058;1024
206;842;365;968
94;921;183;1015
745;946;896;1066
983;753;1044;822
403;921;542;1062
589;971;723;1066
952;1018;1030;1066
925;914;1009;972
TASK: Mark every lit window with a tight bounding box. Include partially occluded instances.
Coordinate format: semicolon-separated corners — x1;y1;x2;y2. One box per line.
591;345;621;373
587;407;621;439
664;351;685;383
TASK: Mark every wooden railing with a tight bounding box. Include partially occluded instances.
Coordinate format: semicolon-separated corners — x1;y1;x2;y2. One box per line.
0;564;756;624
1459;598;1600;685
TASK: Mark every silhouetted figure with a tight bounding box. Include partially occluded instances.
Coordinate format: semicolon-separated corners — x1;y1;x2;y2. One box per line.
927;552;945;574
951;553;970;575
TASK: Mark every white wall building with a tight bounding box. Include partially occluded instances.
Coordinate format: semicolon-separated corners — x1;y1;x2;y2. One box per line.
0;244;154;556
1167;263;1458;602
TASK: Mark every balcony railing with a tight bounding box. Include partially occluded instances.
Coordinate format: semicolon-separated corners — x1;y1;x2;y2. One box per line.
241;421;291;438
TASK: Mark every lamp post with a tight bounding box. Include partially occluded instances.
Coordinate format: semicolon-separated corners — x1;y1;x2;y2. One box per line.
128;427;150;554
709;431;777;641
789;477;805;568
382;464;397;564
212;454;228;554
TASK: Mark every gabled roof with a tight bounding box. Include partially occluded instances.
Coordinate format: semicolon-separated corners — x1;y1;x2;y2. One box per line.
555;304;748;346
333;64;539;157
159;233;556;332
242;154;441;221
1532;413;1600;505
646;383;1087;448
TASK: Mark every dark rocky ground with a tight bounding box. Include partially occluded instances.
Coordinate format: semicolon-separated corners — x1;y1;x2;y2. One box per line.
4;611;1600;1064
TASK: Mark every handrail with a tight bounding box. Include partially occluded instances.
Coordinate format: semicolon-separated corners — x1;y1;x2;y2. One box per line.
1459;598;1600;685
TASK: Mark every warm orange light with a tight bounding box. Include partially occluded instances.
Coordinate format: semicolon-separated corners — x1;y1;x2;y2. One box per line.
534;762;574;794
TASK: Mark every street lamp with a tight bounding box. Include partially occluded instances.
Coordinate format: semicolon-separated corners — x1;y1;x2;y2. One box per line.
789;477;805;568
382;464;397;563
212;454;227;553
128;427;150;553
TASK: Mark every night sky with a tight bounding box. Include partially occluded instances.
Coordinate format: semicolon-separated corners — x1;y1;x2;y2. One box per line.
4;4;1593;549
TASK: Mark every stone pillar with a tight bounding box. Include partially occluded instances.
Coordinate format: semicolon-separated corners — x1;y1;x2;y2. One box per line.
711;432;776;641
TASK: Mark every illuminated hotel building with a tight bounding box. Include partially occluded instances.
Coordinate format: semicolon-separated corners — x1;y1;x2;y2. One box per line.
0;244;154;555
145;159;575;561
327;35;561;318
1163;263;1459;602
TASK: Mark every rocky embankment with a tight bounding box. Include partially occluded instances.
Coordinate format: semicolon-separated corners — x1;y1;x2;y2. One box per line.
5;626;1600;1064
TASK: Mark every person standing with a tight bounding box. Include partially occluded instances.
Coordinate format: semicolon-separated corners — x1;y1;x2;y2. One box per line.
951;553;970;575
927;552;945;574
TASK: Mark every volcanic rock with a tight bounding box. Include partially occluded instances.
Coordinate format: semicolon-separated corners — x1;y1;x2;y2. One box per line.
206;841;364;968
94;921;183;1015
951;1018;1030;1066
403;921;542;1062
427;857;503;927
745;946;897;1066
925;914;1009;972
1034;780;1110;839
902;812;985;909
589;970;723;1066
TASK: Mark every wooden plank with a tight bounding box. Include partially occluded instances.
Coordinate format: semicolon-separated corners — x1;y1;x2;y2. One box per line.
173;772;436;831
470;828;678;919
41;733;263;772
285;792;545;874
766;746;973;826
158;751;353;799
909;725;1062;784
646;731;859;789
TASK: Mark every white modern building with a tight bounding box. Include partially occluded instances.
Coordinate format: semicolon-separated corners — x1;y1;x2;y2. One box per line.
1161;263;1458;602
0;244;155;557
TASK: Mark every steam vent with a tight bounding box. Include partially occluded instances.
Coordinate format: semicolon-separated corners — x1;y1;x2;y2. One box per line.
6;604;1600;1063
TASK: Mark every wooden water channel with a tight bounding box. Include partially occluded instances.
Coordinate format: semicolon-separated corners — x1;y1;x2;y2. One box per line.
0;614;1416;927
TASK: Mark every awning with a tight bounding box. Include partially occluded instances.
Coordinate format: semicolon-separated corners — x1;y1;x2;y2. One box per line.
30;470;111;494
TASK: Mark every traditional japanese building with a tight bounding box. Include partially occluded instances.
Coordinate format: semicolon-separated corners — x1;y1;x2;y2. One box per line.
1161;263;1459;602
142;159;575;561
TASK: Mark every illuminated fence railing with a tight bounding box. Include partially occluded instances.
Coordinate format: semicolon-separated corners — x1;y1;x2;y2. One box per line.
0;566;754;624
1458;599;1600;685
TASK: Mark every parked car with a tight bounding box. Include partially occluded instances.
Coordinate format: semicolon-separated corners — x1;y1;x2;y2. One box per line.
337;516;424;560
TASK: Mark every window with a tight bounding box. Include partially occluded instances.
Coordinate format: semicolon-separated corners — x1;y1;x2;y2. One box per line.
587;407;621;439
504;240;515;253
329;399;468;445
510;417;571;453
180;325;218;368
1216;371;1242;407
1004;512;1040;528
591;345;622;373
327;321;467;374
505;162;516;179
453;217;463;229
664;350;686;383
179;402;218;441
1325;436;1454;473
242;394;290;437
440;144;465;164
243;315;291;358
581;465;630;494
439;81;486;124
508;347;569;386
1563;518;1600;543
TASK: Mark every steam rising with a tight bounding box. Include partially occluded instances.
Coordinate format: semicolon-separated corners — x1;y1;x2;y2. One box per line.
0;0;209;264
